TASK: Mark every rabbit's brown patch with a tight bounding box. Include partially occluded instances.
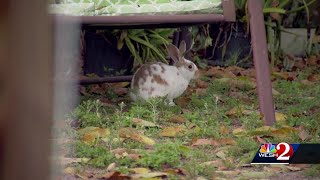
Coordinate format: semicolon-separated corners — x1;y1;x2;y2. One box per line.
157;62;166;73
153;66;157;71
133;64;152;87
152;74;168;85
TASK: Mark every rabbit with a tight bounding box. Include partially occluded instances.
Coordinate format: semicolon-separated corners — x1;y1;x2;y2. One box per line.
130;40;200;106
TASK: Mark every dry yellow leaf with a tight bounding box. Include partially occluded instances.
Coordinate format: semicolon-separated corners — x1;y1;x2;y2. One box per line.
63;167;76;174
168;115;187;123
131;172;168;179
225;106;244;117
275;112;287;122
78;127;110;144
129;168;150;174
217;138;236;145
232;127;247;137
132;118;161;128
219;125;230;135
160;126;183;137
119;128;155;146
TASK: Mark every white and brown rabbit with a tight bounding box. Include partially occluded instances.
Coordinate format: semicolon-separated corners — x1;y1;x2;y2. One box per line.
130;40;199;106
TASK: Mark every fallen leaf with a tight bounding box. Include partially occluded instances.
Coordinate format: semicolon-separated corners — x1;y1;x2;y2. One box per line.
256;136;267;144
275;112;287;122
201;159;224;167
130;172;168;179
182;108;192;114
272;88;280;96
79;86;89;95
300;79;314;85
272;71;289;80
107;163;116;172
63;167;91;179
129;168;150;174
127;154;141;160
228;91;251;102
191;138;220;146
63;167;76;174
175;97;191;107
307;74;320;82
163;168;188;176
110;82;130;88
265;164;289;172
232;127;247;137
217;138;236;145
271;126;298;137
196;79;209;88
286;165;302;171
307;55;319;65
240;171;273;179
168;115;187;123
216;150;227;160
239;68;256;78
219;125;230;135
78;127;110;144
160;126;183;137
119;128;155;146
298;127;311;141
111;148;128;155
225;106;244;117
88;84;105;94
225;66;244;75
289;164;310;169
195;88;207;96
132;118;161;128
113;88;128;96
103;171;130;180
59;157;90;165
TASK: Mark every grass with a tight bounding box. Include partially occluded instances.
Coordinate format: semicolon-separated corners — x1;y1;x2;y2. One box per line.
61;66;320;179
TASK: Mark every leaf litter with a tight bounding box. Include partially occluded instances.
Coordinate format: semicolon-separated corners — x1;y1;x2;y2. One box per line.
60;65;320;179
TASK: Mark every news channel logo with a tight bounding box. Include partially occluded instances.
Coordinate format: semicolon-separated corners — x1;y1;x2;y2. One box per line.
251;142;297;164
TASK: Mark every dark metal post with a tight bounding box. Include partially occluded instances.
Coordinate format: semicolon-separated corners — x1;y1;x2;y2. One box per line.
248;0;276;125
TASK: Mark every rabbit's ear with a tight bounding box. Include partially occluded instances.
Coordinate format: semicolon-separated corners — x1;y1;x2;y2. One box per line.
179;40;186;55
167;44;181;62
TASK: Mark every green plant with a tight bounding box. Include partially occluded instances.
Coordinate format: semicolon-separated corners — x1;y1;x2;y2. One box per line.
71;99;110;127
113;29;175;68
137;141;189;169
235;0;317;68
75;141;116;168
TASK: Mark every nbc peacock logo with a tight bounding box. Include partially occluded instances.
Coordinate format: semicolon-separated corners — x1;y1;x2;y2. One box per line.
258;143;277;158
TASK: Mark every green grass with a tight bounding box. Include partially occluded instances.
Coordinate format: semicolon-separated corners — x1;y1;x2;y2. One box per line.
63;67;320;179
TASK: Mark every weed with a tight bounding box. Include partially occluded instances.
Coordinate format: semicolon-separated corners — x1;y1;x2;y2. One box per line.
304;165;320;177
71;99;110;128
137;141;189;170
75;141;116;168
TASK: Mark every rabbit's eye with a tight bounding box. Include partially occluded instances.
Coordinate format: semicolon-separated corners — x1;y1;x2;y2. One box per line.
188;64;193;70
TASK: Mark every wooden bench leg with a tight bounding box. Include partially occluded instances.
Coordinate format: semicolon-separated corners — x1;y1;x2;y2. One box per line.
248;0;276;125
